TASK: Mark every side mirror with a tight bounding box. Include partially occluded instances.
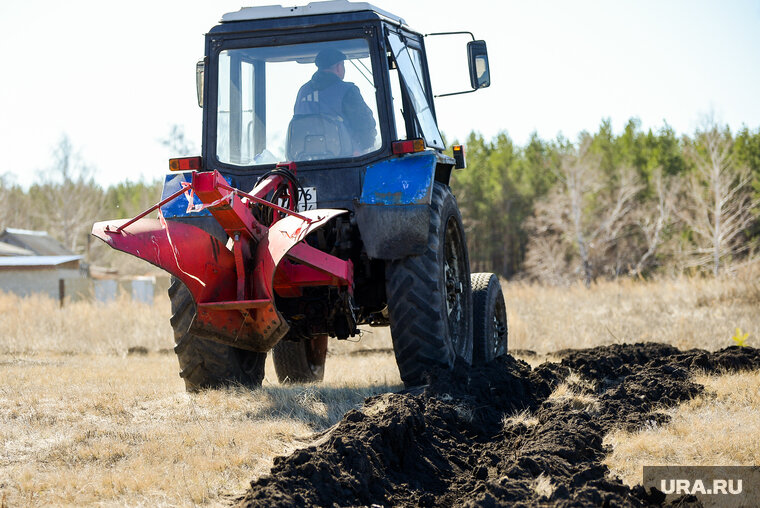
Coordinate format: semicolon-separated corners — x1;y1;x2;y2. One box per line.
196;59;205;108
467;40;490;90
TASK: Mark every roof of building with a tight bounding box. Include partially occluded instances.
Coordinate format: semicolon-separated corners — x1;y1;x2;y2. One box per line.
0;241;35;256
221;1;405;25
0;255;82;268
3;228;47;236
0;228;74;256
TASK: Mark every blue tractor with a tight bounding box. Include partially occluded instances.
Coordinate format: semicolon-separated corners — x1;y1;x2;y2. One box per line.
93;1;507;391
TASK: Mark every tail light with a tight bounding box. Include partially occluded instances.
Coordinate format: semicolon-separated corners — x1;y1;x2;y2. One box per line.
169;156;203;171
392;138;425;155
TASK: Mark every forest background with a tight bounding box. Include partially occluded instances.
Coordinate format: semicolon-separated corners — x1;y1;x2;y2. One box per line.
1;118;759;284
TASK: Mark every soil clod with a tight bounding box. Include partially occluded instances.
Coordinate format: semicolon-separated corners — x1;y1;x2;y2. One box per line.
237;343;760;507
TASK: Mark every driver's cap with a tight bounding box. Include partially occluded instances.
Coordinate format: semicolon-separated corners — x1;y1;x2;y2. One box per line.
315;48;346;69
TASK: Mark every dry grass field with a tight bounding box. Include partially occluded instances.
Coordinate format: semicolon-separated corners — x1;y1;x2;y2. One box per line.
506;269;760;354
604;370;760;486
1;267;758;506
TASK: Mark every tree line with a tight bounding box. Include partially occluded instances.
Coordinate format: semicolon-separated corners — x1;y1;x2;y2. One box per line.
2;119;759;281
450;117;760;283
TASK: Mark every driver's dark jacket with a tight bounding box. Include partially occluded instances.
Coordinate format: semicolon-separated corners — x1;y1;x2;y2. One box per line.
294;71;377;152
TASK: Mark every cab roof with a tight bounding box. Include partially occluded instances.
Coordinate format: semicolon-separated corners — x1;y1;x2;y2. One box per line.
221;0;406;26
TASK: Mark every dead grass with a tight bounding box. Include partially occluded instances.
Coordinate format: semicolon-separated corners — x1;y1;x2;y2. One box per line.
530;473;556;499
0;291;401;506
0;292;173;355
1;269;759;505
502;410;539;428
505;265;760;353
507;268;760;496
604;370;760;486
546;380;599;412
0;353;401;506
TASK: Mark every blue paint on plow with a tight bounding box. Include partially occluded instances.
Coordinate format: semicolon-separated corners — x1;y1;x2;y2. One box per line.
159;172;234;218
360;152;436;206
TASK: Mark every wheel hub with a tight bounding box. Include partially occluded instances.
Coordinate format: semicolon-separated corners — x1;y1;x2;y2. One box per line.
444;217;467;351
492;314;507;357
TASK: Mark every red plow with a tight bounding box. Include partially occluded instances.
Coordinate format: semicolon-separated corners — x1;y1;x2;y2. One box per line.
92;165;353;352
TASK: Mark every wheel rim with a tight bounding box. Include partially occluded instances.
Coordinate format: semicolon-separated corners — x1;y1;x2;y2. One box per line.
491;301;507;358
444;216;467;353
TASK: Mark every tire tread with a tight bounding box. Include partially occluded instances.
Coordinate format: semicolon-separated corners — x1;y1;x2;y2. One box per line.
385;183;472;386
169;278;265;391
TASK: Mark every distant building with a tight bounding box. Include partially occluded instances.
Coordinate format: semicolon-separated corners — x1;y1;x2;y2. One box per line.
0;241;34;257
0;228;84;299
0;227;75;256
0;255;83;298
0;228;166;304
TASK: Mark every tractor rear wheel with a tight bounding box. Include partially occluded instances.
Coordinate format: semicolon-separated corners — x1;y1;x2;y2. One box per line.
169;278;266;392
272;334;328;383
385;182;473;386
471;272;508;364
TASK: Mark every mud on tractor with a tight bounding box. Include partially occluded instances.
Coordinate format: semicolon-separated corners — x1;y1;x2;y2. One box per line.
92;1;507;391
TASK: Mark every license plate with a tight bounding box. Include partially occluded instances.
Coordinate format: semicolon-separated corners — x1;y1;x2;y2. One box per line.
278;186;316;211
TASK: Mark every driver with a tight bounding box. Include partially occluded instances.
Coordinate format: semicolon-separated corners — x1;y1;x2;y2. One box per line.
293;48;377;155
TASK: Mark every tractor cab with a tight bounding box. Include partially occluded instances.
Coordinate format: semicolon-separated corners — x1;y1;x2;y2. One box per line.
198;1;489;177
92;1;501;392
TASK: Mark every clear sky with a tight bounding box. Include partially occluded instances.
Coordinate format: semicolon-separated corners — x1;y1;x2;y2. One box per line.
0;0;758;188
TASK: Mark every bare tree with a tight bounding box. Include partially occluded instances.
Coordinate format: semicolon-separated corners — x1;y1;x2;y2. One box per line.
561;138;598;285
0;173;31;230
30;135;105;256
523;219;574;285
588;165;643;275
632;167;678;275
677;124;758;276
161;124;197;156
552;138;642;285
525;137;643;285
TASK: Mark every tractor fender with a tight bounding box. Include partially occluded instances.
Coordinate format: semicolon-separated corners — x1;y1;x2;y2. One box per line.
355;151;436;260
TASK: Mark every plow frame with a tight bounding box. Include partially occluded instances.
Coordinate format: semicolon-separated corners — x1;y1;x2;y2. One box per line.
92;167;354;352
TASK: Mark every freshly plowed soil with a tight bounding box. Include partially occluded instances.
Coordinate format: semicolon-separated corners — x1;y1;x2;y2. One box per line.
237;343;760;507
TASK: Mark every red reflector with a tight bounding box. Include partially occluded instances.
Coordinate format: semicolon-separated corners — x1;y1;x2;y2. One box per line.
392;138;425;155
169;156;202;171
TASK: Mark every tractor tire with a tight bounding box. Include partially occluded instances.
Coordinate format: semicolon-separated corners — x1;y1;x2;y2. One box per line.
169;278;266;392
471;272;508;364
385;182;473;386
272;334;328;383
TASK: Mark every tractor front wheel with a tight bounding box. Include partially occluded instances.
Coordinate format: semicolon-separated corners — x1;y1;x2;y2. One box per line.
471;272;508;364
385;182;473;386
169;278;266;392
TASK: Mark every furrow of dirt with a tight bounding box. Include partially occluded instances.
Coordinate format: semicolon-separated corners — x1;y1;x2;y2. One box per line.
236;344;760;507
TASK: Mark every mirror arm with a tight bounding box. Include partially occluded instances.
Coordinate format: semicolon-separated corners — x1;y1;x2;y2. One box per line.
424;31;475;41
434;89;477;99
424;34;489;98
